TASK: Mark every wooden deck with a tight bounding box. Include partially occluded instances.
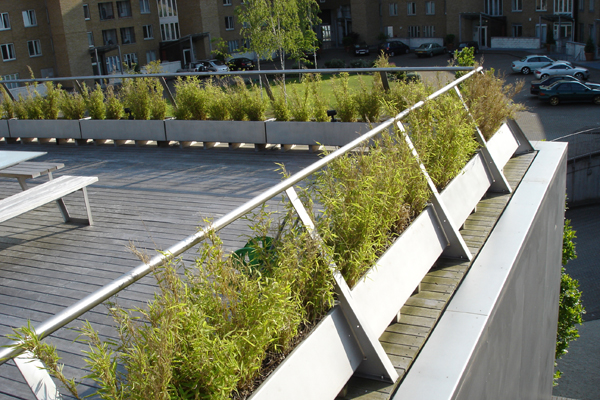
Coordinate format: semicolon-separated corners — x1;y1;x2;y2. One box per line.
0;141;535;400
0;142;321;399
340;152;536;399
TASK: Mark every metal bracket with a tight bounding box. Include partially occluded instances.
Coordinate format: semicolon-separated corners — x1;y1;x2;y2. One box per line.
396;122;471;260
453;86;512;194
506;118;535;154
15;351;61;400
285;187;399;383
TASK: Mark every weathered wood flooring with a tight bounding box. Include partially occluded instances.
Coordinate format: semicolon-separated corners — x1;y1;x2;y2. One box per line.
340;151;537;399
0;142;321;400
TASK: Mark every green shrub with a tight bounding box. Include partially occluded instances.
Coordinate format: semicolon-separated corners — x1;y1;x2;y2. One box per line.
105;85;124;120
13;95;27;119
228;77;249;121
461;67;524;141
1;86;14;119
406;90;479;190
121;62;166;120
353;76;381;123
22;85;45;120
174;76;210;120
43;82;61;120
85;84;106;120
60;90;86;120
271;79;291;121
308;74;329;122
349;59;370;68
324;59;345;69
206;79;230;120
289;81;311;122
332;72;357;122
383;79;430;117
244;83;267;121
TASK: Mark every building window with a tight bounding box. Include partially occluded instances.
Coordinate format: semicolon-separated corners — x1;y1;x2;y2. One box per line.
425;1;435;14
590;0;595;11
0;13;10;30
106;55;121;73
407;2;416;15
484;0;503;15
389;3;398;16
120;27;136;44
408;25;420;37
423;25;435;37
512;24;523;36
228;40;239;53
87;32;95;47
117;1;132;18
27;40;42;57
512;0;522;11
554;22;572;39
143;24;153;39
23;10;37;27
3;73;18;89
536;0;547;10
102;29;118;45
322;25;331;41
225;16;234;30
160;22;179;41
224;0;232;5
98;3;115;20
158;0;178;17
123;52;137;68
83;4;91;20
140;0;150;14
1;44;16;61
554;0;572;14
146;50;157;63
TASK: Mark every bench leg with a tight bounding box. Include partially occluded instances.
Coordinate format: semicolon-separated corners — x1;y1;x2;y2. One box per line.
82;187;94;225
54;188;94;225
55;198;71;223
17;177;29;191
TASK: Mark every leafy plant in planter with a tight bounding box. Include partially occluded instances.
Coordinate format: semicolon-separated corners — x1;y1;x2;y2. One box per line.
83;83;106;120
174;76;210;120
121;61;168;120
105;85;124;120
332;72;357;122
584;37;595;61
59;90;86;120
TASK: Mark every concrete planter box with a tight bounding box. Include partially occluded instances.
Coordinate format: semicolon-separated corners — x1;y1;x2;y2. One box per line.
165;120;267;144
80;119;167;142
250;122;522;400
8;119;82;140
265;121;379;147
0;119;8;139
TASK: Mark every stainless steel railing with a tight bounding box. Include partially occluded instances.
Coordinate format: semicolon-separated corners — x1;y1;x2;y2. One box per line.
0;66;482;364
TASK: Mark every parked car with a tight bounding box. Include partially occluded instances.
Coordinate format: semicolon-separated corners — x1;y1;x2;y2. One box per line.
378;40;410;56
197;59;229;72
449;41;479;57
530;75;582;95
537;80;600;106
415;43;447;57
534;63;589;80
354;42;370;56
511;55;572;75
227;57;256;71
176;62;207;73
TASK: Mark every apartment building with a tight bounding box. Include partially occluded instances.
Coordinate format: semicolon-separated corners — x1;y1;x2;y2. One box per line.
1;0;598;85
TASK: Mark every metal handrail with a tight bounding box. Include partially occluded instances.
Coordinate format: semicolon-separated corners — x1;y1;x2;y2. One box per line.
0;66;475;85
0;66;483;364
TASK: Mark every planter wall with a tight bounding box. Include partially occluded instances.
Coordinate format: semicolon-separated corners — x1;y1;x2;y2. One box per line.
8;119;82;139
250;122;525;400
165;120;267;144
80;119;167;141
0;119;8;139
265;121;379;147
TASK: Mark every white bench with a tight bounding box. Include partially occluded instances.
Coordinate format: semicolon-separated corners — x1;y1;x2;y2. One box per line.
0;175;98;225
0;161;65;190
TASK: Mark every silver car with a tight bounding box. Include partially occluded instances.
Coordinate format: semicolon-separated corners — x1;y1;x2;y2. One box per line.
197;59;229;72
511;55;571;75
534;63;589;80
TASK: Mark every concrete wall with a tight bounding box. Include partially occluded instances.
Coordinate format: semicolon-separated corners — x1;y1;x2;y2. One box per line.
393;141;567;400
566;41;586;59
567;153;600;206
491;37;541;49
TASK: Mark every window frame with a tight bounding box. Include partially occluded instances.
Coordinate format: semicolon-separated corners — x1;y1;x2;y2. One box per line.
512;0;522;11
389;3;398;16
225;16;234;30
83;4;91;20
0;12;10;30
1;43;16;61
407;2;416;15
87;32;95;47
423;25;435;37
98;2;115;20
117;1;133;18
3;73;18;89
120;27;136;44
23;10;37;27
143;24;153;39
408;25;420;37
27;39;42;57
140;0;151;14
425;1;435;15
223;0;232;5
102;29;118;45
512;24;523;37
536;0;548;10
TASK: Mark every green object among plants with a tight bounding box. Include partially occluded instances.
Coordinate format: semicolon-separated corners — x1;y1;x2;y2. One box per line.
585;37;595;54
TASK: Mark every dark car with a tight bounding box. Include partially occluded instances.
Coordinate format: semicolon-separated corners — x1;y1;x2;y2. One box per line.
354;43;370;56
449;41;479;57
530;75;581;95
228;57;256;71
538;80;600;106
378;40;410;56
